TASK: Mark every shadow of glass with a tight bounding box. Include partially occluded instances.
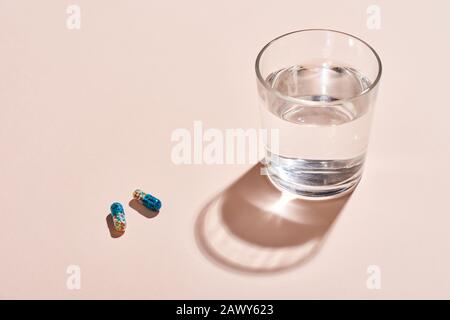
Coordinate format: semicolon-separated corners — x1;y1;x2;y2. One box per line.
195;164;353;274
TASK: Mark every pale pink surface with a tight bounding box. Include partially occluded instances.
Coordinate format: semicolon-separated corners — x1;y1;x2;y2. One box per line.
0;0;449;299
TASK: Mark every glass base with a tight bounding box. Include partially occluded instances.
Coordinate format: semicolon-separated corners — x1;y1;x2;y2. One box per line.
264;155;364;200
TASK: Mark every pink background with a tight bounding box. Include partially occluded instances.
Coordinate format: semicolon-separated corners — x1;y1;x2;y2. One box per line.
1;0;449;299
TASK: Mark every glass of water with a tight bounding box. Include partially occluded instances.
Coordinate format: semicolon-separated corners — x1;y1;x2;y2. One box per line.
256;29;382;199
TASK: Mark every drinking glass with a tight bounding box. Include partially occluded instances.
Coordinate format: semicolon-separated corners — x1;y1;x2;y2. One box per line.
255;29;382;198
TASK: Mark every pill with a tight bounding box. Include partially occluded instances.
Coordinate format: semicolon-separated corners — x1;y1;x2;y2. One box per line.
110;202;126;232
133;189;162;212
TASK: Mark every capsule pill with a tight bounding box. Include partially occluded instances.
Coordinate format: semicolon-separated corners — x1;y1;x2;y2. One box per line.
133;189;162;212
110;202;126;232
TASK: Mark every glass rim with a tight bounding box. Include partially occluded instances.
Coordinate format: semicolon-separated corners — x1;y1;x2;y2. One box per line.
255;29;382;106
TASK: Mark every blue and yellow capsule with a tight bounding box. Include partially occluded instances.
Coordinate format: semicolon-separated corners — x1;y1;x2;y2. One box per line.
110;202;126;232
133;189;162;212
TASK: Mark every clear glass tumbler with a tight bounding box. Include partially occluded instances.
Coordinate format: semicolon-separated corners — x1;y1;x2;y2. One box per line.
256;29;382;199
